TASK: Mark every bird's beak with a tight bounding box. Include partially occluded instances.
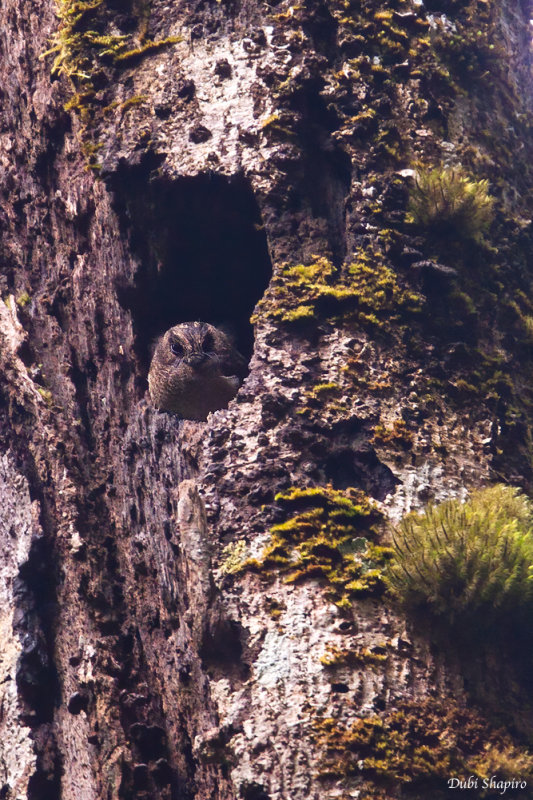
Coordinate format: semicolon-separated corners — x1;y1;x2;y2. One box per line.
185;353;207;367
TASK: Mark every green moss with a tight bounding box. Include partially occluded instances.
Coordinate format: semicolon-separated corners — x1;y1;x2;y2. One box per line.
116;95;148;113
447;289;477;317
307;383;341;400
434;4;504;88
387;484;533;632
244;486;392;606
521;315;533;342
314;697;533;796
320;644;387;668
113;36;181;64
448;378;478;396
37;388;54;406
371;419;413;449
281;304;315;322
219;540;248;575
41;0;179;165
260;111;297;139
252;253;422;333
407;166;494;242
266;598;285;619
42;0;127;87
16;292;31;308
261;112;281;129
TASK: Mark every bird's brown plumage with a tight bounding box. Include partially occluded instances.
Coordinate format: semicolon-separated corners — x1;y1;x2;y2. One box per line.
148;322;247;420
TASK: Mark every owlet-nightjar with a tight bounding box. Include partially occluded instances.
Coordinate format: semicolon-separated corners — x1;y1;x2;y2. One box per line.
148;322;247;421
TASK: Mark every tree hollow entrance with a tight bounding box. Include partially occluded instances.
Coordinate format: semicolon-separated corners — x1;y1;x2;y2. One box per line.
111;165;272;376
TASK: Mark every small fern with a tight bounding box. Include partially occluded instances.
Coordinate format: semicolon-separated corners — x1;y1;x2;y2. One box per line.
387;485;533;629
408;166;494;241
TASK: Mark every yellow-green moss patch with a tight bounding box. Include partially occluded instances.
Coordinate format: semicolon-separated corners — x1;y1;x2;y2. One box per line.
41;0;179;166
386;484;533;632
371;419;413;449
245;486;392;606
219;540;248;576
320;644;388;668
252;253;422;332
407;166;494;242
314;697;533;796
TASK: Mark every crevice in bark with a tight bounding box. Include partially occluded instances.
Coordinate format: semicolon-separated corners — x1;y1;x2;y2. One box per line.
11;453;63;798
14;541;59;725
289;84;352;266
120;721;178;798
26;732;63;800
299;141;351;267
75;492;193;798
300;0;338;61
13;451;59;724
68;352;96;451
109;163;272;381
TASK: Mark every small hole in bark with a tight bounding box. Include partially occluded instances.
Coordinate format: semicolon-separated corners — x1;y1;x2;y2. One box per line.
27;768;62;800
240;782;270;800
152;758;174;787
323;446;399;501
67;691;89;714
110;162;272;384
132;763;149;790
129;723;168;761
200;618;244;671
330;682;349;693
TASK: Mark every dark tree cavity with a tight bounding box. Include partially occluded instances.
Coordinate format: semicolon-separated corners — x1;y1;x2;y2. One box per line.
110;165;272;374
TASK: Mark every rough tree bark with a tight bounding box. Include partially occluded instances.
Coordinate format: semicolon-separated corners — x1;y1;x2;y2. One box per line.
0;0;533;798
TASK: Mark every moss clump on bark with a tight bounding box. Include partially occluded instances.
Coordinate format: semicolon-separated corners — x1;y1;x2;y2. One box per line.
386;484;533;634
320;644;387;669
252;253;422;331
219;540;248;576
408;166;494;242
314;697;533;797
41;0;179;167
16;292;31;308
371;419;413;449
245;485;393;607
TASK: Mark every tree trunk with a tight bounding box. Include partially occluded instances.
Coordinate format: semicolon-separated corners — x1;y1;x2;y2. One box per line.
1;0;533;797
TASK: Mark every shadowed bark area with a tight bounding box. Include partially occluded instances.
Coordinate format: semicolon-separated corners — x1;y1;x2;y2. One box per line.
0;0;533;798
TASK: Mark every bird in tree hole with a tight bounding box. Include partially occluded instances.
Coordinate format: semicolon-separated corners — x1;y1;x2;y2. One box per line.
148;322;248;420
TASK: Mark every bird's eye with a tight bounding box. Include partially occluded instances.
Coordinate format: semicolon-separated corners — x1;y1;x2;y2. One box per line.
170;340;184;356
202;332;215;352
